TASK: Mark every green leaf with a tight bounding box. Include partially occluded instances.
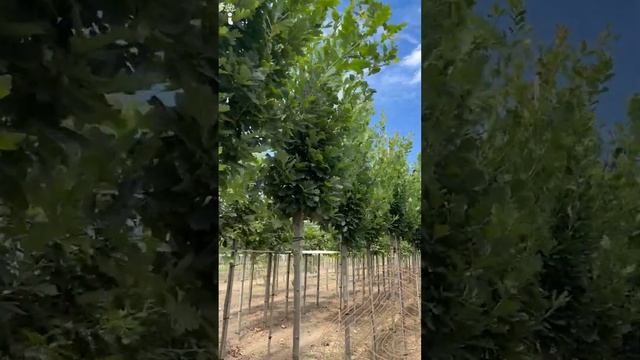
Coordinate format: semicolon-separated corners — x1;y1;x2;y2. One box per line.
493;299;519;317
371;5;392;28
167;296;200;335
433;224;449;239
32;284;59;296
628;94;640;124
0;130;26;150
70;27;134;54
0;74;11;99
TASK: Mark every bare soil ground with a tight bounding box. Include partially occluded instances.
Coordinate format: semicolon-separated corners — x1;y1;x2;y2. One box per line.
219;257;420;359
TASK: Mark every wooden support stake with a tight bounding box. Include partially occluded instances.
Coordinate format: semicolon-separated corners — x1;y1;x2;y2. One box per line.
395;237;407;355
351;256;356;300
316;254;321;307
219;238;237;359
341;241;352;359
303;254;309;313
361;254;366;300
248;254;256;311
285;253;291;320
325;255;329;291
263;253;273;327
367;249;378;358
382;255;386;293
237;253;248;336
376;254;380;295
267;256;278;356
292;211;304;360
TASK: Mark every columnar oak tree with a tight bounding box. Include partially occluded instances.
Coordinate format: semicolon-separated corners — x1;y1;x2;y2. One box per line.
262;1;401;357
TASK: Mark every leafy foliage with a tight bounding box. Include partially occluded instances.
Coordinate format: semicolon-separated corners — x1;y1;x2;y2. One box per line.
0;0;216;358
218;0;335;185
423;0;640;358
262;0;402;223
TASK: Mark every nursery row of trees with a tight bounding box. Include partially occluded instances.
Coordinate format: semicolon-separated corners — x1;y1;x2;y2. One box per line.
219;122;420;356
424;0;640;358
219;0;420;358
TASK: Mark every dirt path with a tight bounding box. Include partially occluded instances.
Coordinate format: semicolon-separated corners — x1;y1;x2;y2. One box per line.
219;256;420;359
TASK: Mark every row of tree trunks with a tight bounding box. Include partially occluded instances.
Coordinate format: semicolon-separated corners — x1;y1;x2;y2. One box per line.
221;246;417;359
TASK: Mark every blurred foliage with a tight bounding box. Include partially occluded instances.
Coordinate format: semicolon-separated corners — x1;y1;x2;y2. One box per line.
423;0;640;358
0;0;217;358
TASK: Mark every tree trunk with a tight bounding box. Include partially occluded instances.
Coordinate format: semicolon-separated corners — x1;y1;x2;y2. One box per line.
376;254;380;295
285;253;291;320
395;236;407;355
292;211;304;360
382;255;386;293
326;256;329;291
338;254;342;328
275;254;279;292
361;254;365;300
316;254;321;307
248;254;255;311
267;255;278;356
237;252;248;336
387;255;391;295
219;238;237;359
263;253;273;327
415;249;421;319
341;241;352;359
367;249;377;359
335;256;339;296
303;254;309;313
351;256;356;301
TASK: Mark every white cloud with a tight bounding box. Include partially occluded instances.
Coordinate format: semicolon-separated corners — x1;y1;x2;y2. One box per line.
368;67;420;89
409;69;421;85
367;46;421;88
396;32;419;45
400;45;421;68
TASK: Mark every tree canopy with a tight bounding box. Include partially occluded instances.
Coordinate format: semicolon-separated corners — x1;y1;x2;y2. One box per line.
423;0;640;358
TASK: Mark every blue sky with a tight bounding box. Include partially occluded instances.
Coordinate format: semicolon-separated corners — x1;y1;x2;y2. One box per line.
366;0;421;164
477;0;640;147
526;0;640;144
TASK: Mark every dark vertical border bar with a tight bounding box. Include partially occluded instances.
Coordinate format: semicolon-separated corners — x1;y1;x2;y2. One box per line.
211;0;220;357
420;0;428;357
